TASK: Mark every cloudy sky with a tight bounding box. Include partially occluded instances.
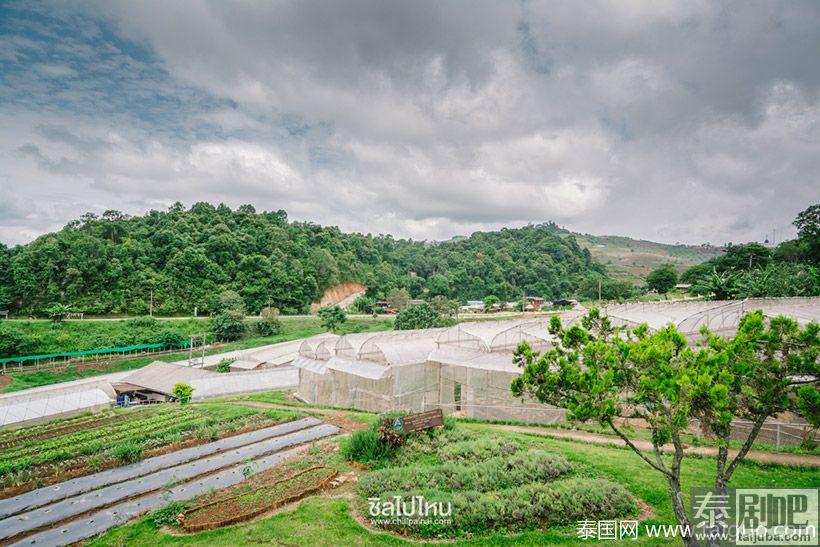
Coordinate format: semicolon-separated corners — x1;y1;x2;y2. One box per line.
1;0;819;247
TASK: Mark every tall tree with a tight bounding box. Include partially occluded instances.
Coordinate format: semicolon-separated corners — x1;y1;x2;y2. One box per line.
512;310;818;546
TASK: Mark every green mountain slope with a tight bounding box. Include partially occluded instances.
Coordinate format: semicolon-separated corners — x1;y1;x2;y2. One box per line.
572;233;724;283
0;206;603;315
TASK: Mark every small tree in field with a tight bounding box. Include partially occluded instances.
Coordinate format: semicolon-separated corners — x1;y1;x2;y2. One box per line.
45;303;71;322
386;288;410;311
646;264;678;294
212;311;246;341
512;309;818;545
318;305;346;333
483;295;500;313
173;383;194;404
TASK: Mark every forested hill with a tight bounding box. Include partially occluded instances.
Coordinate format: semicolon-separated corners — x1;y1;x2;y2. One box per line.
0;203;604;315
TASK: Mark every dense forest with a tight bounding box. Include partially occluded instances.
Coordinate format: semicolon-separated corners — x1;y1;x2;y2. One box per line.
0;203;604;316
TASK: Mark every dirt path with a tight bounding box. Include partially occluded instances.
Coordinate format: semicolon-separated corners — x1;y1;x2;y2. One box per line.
229;401;370;432
480;424;820;468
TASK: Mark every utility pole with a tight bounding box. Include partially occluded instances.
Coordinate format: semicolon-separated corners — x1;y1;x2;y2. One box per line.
598;278;602;302
149;289;153;317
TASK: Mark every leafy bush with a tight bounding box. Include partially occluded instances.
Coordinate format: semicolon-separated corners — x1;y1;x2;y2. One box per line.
173;383;194;404
149;501;190;527
45;303;71;322
0;325;37;358
155;328;185;346
359;449;572;497
318;305;346;333
218;290;246;314
438;436;522;464
254;307;282;337
112;440;143;463
370;478;635;538
340;428;391;464
213;311;246;341
216;358;234;373
127;316;159;329
394;303;456;330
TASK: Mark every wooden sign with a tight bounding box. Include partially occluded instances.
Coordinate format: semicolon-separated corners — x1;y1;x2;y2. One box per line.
388;409;443;432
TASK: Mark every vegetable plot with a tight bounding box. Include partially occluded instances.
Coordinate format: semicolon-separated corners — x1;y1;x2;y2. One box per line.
182;466;338;531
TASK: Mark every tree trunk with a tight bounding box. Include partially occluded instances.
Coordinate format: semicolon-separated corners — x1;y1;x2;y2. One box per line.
716;414;767;488
667;474;698;546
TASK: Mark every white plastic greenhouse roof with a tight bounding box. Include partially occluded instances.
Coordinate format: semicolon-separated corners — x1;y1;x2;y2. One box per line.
435;316;575;352
602;297;820;335
246;339;303;366
190;367;298;399
358;337;439;365
488;318;556;352
428;346;521;372
334;333;382;359
298;334;339;359
0;381;116;427
326;357;390;380
747;297;820;325
120;361;214;396
291;356;329;375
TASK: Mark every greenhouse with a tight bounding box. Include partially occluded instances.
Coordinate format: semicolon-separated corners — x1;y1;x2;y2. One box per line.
293;298;820;423
602;296;820;338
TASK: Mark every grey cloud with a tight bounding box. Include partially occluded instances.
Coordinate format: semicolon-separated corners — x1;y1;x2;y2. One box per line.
0;0;819;246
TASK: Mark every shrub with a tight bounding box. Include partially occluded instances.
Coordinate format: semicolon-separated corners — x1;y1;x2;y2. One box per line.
218;290;246;314
340;428;391;464
150;501;190;527
394;303;455;330
358;449;572;498
155;328;185;346
254;307;282;336
45;303;71;322
213;311;246;341
216;358;234;373
438;436;522;464
370;478;635;538
112;441;143;463
318;305;346;333
173;383;195;404
127;316;159;329
0;325;37;358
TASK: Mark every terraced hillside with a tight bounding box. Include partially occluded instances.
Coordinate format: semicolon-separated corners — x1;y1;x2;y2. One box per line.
573;233;724;283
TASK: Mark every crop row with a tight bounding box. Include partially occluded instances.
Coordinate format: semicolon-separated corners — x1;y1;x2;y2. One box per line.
0;409;201;461
0;411;116;443
0;408;274;478
0;415;218;476
0;412;136;450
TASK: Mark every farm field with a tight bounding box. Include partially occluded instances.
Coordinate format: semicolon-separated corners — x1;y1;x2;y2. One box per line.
0;316;394;393
87;413;819;546
572;233;723;283
0;402;301;497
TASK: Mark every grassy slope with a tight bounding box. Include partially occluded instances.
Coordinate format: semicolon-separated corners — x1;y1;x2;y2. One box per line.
1;317;393;393
572;233;723;283
89;421;818;546
0;318;213;354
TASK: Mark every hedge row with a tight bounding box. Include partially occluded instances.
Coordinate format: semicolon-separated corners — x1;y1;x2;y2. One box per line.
370;478;636;538
359;449;571;497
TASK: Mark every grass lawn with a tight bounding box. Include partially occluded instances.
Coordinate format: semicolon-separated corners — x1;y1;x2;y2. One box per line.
89;419;819;546
1;316;394;393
